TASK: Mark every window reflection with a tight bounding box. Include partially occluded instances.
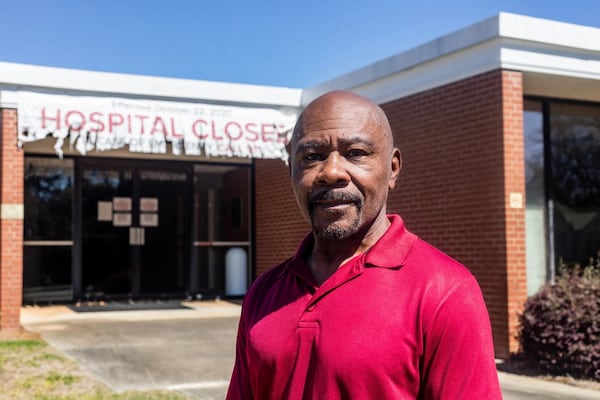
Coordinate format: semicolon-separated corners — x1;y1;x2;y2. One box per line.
550;103;600;265
524;100;547;295
23;246;72;302
194;165;250;242
24;157;74;240
193;164;251;295
23;156;74;302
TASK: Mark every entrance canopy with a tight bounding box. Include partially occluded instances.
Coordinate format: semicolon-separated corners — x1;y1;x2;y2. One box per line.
17;91;297;161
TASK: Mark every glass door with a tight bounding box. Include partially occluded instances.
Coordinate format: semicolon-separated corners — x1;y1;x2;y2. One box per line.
81;165;134;297
193;164;251;296
79;160;191;299
138;169;189;294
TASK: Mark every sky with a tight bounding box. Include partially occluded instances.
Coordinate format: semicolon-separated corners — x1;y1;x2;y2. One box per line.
1;0;599;89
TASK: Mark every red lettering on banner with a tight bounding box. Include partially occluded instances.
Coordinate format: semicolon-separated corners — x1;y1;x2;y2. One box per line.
108;113;124;133
65;110;86;132
192;119;209;139
171;118;184;138
261;123;276;142
32;103;290;157
211;120;223;140
225;121;243;140
89;112;105;132
150;117;167;136
41;107;61;130
245;123;259;141
134;115;149;134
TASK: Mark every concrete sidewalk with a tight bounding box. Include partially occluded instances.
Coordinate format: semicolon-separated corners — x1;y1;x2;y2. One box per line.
20;301;600;400
21;300;241;399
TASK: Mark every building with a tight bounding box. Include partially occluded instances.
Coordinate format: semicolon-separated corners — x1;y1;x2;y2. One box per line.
1;13;599;358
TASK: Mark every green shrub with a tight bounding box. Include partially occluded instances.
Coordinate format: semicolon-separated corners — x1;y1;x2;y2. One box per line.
519;258;600;381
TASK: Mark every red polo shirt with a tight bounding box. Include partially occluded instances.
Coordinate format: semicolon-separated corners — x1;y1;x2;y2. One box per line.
227;215;502;399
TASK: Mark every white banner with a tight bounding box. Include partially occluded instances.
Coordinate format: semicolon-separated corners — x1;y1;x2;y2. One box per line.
17;91;297;160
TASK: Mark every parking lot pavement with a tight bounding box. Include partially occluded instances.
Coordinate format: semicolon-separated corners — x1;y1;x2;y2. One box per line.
21;301;241;400
21;301;600;400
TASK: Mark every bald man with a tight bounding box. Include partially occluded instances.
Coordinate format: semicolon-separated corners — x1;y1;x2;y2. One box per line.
226;91;502;399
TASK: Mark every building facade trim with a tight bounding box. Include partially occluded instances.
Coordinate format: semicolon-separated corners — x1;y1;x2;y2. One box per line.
0;61;302;108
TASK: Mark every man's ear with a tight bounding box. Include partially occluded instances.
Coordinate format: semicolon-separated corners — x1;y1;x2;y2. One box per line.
388;148;402;191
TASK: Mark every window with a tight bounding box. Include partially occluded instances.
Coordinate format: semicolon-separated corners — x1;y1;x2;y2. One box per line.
23;157;74;302
524;99;600;294
550;102;600;267
523;100;547;295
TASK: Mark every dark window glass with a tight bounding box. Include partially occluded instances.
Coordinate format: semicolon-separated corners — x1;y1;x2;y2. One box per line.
23;157;74;302
81;168;134;296
194;165;251;242
550;103;600;265
23;245;72;302
24;157;74;240
193;164;251;296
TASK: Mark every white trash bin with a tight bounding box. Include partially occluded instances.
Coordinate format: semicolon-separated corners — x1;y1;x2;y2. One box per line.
225;247;247;296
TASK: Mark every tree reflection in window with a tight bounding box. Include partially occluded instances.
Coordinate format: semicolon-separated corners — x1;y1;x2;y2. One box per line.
24;157;73;240
551;111;600;207
550;103;600;265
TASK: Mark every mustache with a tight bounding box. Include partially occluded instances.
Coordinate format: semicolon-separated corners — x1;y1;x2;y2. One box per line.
307;190;362;210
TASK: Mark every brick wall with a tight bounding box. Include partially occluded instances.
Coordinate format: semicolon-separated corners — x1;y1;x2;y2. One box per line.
501;71;527;355
382;69;526;357
254;159;307;276
0;108;24;333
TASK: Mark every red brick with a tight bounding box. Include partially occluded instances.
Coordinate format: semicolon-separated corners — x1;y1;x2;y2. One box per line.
0;108;24;331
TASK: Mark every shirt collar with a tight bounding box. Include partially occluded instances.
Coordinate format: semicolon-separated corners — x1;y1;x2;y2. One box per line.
286;214;417;280
363;214;417;268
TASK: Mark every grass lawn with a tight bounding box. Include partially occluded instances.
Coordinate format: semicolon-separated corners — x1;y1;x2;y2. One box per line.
0;336;191;400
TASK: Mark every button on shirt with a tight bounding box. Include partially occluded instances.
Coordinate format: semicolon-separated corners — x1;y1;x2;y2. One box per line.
226;215;502;399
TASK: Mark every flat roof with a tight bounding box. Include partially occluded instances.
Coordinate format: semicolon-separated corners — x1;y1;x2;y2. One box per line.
0;61;302;109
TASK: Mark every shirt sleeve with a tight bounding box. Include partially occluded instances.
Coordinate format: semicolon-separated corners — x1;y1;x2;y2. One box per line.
226;312;253;400
420;276;503;400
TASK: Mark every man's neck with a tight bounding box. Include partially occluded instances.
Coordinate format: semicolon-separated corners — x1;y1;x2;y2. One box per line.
308;214;391;286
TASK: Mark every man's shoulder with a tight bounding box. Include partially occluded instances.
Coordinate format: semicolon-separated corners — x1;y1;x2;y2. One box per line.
407;236;476;283
245;257;293;297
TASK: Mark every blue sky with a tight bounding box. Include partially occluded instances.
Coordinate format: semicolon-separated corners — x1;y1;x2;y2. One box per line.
1;0;599;88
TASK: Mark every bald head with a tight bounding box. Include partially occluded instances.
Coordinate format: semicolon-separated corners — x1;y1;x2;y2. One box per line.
291;90;394;150
288;90;402;242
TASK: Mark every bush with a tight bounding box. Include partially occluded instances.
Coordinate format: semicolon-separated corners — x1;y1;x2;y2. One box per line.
518;258;600;381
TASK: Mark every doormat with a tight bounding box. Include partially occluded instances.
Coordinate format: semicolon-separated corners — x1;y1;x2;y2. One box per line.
67;300;192;312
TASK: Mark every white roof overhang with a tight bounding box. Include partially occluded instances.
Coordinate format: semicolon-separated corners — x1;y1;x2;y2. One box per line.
0;62;302;109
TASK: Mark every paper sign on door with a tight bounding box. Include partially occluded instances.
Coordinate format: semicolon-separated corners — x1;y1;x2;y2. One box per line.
97;201;113;221
113;212;132;227
140;197;159;212
140;213;159;227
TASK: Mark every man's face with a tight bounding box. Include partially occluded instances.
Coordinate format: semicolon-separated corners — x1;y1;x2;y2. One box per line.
290;93;399;240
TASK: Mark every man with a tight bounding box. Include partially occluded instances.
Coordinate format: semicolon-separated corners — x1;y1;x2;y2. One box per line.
227;90;502;399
